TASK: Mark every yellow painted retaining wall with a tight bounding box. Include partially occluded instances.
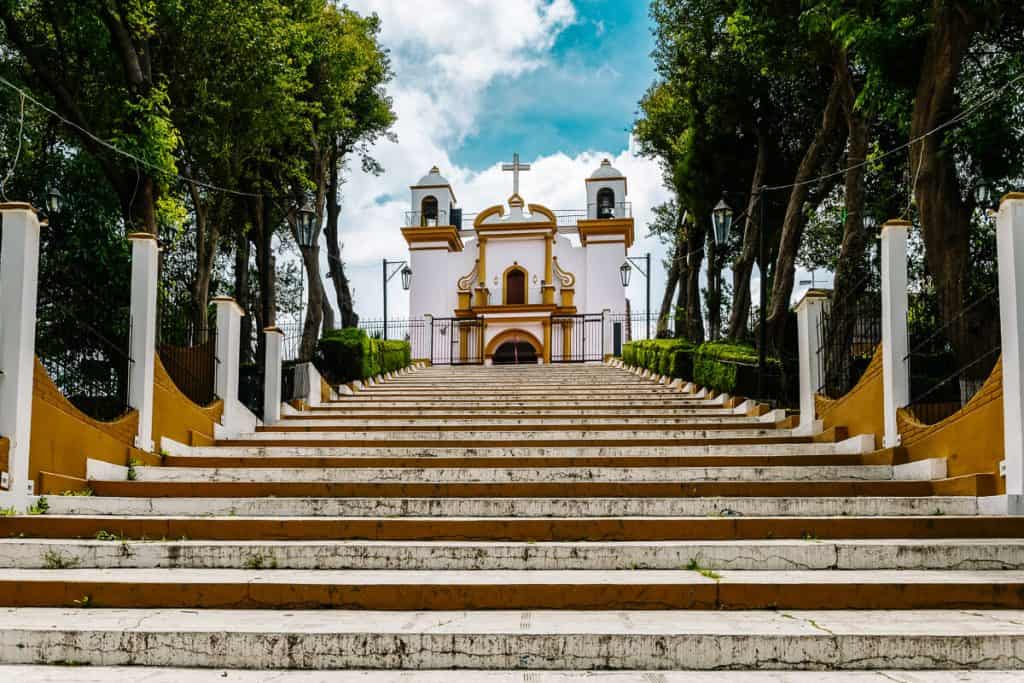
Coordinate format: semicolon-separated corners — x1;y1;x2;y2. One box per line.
29;357;146;488
898;358;1005;492
815;345;885;450
815;345;1005;491
28;354;223;492
152;354;222;448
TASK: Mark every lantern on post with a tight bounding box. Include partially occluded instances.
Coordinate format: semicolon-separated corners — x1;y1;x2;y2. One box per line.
619;261;632;287
401;264;412;291
46;187;63;214
711;197;734;247
295;201;318;249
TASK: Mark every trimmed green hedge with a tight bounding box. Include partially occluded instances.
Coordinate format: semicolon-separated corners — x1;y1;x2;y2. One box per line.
621;339;695;379
693;342;780;394
621;339;782;396
316;328;411;384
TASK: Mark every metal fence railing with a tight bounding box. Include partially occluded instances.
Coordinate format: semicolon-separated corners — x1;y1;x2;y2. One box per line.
158;300;219;407
36;287;134;421
816;271;881;400
607;312;655;344
906;286;1001;425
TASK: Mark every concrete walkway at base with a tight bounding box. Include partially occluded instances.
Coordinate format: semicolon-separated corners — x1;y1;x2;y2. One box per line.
1;608;1023;670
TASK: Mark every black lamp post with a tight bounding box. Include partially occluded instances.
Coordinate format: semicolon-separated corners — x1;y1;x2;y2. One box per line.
620;253;652;339
382;258;411;340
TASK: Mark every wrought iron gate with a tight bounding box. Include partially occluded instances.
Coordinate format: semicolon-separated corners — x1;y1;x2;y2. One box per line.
430;317;484;365
550;313;604;363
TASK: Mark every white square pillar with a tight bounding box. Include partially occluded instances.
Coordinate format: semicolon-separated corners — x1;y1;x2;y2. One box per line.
997;193;1024;513
263;327;284;425
212;296;254;432
127;233;159;452
0;203;42;506
794;289;830;435
881;219;911;448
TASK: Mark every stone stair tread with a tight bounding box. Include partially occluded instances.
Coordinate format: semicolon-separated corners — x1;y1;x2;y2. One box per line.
120;464;894;483
39;495;979;517
2;667;1020;682
1;608;1024;670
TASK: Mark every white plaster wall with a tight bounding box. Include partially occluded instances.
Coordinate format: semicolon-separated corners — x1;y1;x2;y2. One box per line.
485;237;546;305
408;249;453;321
585;239;628;315
410;187;453;225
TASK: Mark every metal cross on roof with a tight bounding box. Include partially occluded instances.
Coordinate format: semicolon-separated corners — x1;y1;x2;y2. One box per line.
501;152;531;196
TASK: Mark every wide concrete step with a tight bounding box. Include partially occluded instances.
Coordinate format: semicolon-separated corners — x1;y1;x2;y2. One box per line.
2;568;1024;610
78;479;941;500
322;399;719;409
303;406;742;416
224;428;801;444
5;539;1023;570
39;494;978;517
3;667;1018;682
1;608;1022;669
180;439;873;459
122;464;894;483
161;452;888;470
4;514;1016;540
276;415;768;427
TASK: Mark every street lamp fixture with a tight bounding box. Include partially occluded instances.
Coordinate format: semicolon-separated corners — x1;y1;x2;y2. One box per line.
711;197;734;246
620;253;652;339
619;261;632;288
46;187;63;214
401;265;412;291
295;201;318;249
974;179;993;209
382;258;411;339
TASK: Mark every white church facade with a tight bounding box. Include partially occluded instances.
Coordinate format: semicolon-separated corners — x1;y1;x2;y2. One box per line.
401;155;635;364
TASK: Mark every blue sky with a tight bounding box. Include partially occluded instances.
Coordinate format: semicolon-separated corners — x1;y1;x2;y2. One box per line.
452;1;655;170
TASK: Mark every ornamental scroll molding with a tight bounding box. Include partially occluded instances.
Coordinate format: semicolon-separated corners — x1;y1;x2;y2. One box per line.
457;260;479;292
552;256;576;287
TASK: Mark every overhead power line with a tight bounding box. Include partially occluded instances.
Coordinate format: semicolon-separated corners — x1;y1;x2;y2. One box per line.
0;75;261;199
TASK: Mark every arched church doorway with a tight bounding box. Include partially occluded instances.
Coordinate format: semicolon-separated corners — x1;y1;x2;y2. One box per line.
493;341;537;365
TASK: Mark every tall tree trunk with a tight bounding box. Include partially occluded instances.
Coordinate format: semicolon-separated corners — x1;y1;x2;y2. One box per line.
766;71;845;351
673;236;690;338
657;241;681;337
910;1;996;372
326;143;359;327
685;220;706;343
295;242;325;362
727;126;768;341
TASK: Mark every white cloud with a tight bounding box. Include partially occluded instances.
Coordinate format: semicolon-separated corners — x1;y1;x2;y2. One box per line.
324;1;673;321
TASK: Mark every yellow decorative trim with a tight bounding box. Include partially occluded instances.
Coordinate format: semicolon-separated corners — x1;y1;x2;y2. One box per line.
484;328;544;358
457;260;479;292
473;206;505;227
400;226;463;251
577;218;635;248
127;232;157;241
552;256;576;287
475;304;556;315
508;193;525;208
528;204;557;224
1002;192;1024;203
0;202;36;212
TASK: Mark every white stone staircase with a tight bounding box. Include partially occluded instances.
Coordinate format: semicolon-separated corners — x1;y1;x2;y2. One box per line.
1;363;1023;679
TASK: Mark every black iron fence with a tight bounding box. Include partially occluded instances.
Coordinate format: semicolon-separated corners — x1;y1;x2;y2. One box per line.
608;312;655;349
429;317;484;365
906;287;1001;425
238;363;264;417
158;301;219;407
36;289;133;421
359;318;429;347
816;272;881;399
551;314;605;363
